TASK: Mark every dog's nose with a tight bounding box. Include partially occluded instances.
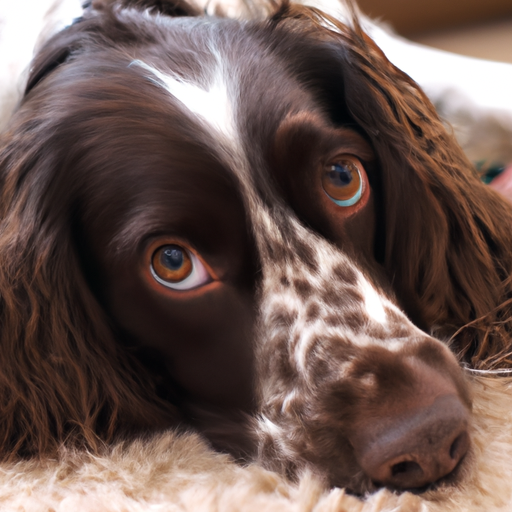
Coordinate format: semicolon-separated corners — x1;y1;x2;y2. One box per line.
355;394;470;490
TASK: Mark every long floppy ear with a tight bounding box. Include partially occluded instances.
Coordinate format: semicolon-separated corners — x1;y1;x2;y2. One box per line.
0;13;185;462
272;2;512;369
0;133;181;460
339;31;512;369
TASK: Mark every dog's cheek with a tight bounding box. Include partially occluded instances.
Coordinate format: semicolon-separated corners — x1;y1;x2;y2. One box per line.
102;262;258;410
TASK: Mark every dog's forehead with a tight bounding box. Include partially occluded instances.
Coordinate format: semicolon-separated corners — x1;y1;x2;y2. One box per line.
88;14;331;250
65;11;380;313
122;14;321;193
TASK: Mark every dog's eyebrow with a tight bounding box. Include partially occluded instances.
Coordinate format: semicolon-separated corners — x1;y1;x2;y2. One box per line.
105;167;245;259
129;58;239;146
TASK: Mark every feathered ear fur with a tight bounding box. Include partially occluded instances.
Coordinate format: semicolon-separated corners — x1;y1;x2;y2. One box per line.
0;10;181;462
271;2;512;369
0;132;180;460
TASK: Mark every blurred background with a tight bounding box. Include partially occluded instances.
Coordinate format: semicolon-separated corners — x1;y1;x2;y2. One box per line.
358;0;512;63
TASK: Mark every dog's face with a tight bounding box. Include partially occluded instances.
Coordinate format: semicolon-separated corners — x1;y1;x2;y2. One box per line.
79;17;383;416
1;0;491;494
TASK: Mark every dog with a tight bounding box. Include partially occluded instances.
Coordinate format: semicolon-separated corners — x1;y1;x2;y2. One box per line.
1;0;512;495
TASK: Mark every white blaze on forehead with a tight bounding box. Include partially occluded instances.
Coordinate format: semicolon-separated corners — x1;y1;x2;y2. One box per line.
130;58;238;143
359;277;388;325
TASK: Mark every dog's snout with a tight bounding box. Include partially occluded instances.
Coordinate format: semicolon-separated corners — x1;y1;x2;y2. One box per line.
345;350;471;491
354;393;470;490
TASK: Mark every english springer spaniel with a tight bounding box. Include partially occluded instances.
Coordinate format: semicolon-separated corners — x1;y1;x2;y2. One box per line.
1;0;512;495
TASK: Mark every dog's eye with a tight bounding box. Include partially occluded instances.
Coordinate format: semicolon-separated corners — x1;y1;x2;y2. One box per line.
322;157;363;207
150;244;210;290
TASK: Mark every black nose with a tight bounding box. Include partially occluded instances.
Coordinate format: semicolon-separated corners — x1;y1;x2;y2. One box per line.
355;394;470;490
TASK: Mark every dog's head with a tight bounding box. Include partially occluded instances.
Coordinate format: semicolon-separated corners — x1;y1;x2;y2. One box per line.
2;0;512;494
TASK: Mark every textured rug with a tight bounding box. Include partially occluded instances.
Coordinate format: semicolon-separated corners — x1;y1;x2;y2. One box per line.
1;375;511;511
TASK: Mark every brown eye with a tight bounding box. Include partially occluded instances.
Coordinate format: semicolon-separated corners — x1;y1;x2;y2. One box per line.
152;245;192;282
322;157;363;207
149;243;211;291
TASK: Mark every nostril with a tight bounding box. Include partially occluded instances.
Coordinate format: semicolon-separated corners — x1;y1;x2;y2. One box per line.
353;394;470;490
450;431;468;460
391;460;422;478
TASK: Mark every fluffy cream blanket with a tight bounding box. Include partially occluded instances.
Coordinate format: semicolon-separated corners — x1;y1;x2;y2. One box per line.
0;375;511;511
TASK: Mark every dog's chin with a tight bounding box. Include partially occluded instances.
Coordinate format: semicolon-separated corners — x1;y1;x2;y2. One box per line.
182;402;259;462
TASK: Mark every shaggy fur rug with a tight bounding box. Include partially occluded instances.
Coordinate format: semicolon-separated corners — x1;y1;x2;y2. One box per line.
0;375;511;511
